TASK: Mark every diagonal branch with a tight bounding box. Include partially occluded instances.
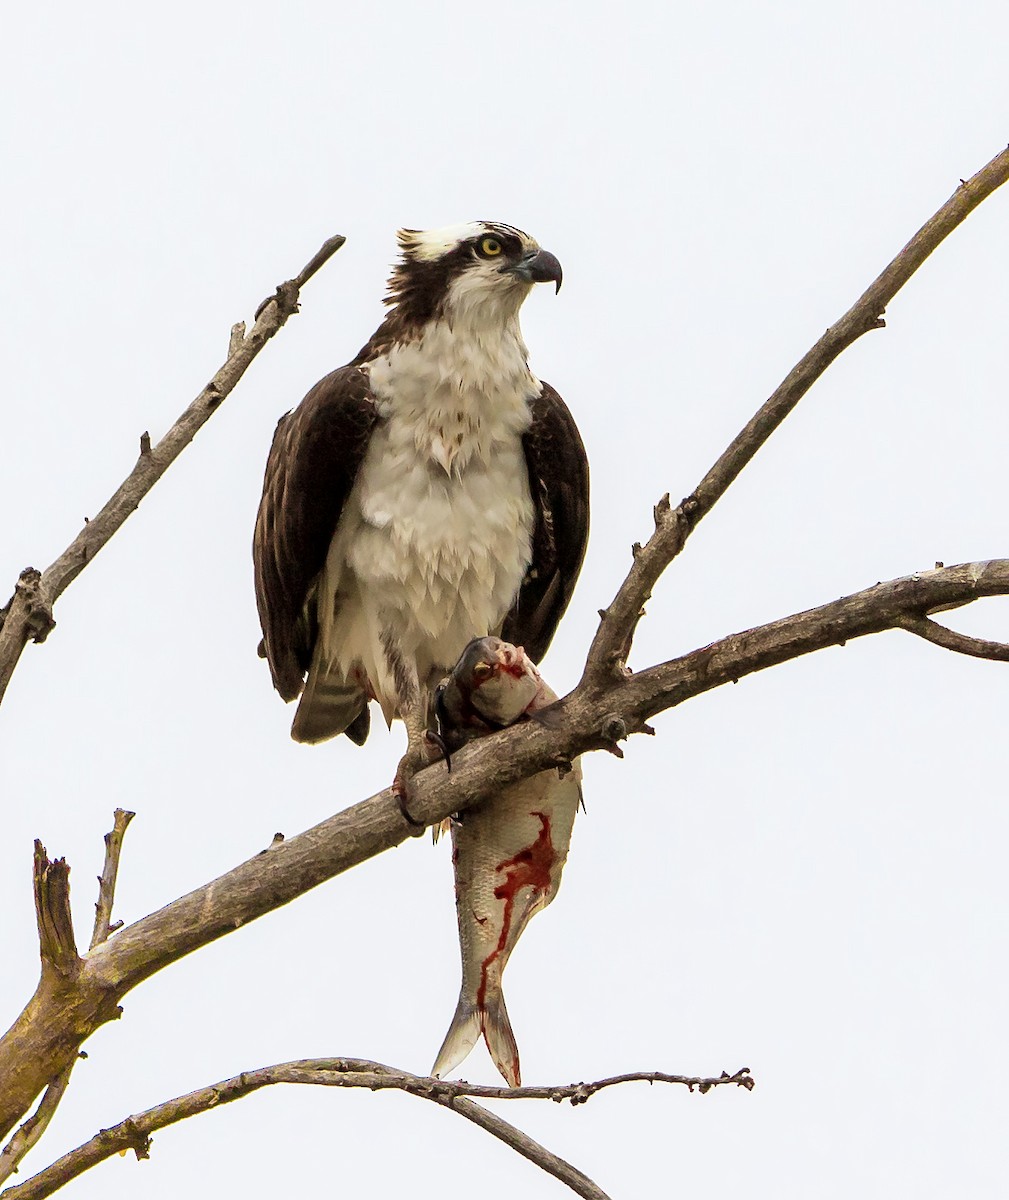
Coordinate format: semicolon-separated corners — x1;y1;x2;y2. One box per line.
586;144;1009;684
624;561;1009;720
435;1096;608;1200
0;1059;751;1200
0;234;346;707
89;809;135;951
0;1063;75;1188
896;614;1009;662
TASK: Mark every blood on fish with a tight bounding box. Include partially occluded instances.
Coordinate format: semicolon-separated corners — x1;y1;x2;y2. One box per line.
432;642;581;1089
469;657;528;688
476;812;555;1011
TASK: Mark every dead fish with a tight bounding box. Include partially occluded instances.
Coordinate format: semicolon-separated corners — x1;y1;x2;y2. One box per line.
430;636;582;1088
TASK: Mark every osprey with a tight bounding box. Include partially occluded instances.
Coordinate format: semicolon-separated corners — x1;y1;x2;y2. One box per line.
253;221;589;782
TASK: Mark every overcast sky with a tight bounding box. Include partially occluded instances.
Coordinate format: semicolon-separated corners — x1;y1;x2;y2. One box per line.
3;3;1009;1197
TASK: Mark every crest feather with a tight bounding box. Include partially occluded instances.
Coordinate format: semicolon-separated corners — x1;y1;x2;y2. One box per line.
396;222;486;263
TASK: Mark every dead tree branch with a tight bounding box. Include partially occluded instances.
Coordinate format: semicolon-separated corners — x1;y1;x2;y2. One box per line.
0;1064;75;1189
2;146;1008;1184
2;559;1007;1139
89;809;135;951
586;144;1009;684
32;845;80;983
0;1059;750;1200
896;614;1009;662
0;234;346;707
0;811;133;1184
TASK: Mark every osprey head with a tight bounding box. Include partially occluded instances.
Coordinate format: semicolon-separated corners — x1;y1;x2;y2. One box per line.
383;221;562;332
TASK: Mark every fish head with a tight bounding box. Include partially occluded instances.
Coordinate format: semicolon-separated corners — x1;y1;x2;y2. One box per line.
439;637;543;733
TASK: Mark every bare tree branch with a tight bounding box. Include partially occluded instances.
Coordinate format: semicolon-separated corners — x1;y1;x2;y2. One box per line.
269;1061;755;1103
2;147;1008;1184
89;809;135;951
0;1064;75;1189
0;234;346;707
586;144;1009;684
896;614;1009;662
625;561;1009;720
0;812;133;1184
433;1097;610;1200
0;1058;751;1200
32;844;79;982
2;559;1007;1141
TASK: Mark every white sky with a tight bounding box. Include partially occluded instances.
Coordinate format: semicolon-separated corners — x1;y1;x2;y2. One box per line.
2;2;1008;1197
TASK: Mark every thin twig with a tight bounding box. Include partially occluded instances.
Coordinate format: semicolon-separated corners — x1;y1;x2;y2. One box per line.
0;1063;75;1187
895;614;1009;662
89;809;135;951
0;234;346;707
586;144;1009;684
0;1058;746;1200
273;1061;755;1103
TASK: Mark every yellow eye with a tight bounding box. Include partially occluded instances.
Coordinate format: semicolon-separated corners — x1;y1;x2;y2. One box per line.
480;236;503;257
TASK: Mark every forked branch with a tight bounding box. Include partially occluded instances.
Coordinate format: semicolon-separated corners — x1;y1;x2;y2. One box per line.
0;813;135;1183
3;145;1009;1193
586;144;1009;684
2;559;1007;1142
896;614;1009;662
0;1059;752;1200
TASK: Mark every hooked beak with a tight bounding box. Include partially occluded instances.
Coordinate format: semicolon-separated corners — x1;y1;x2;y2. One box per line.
509;247;563;293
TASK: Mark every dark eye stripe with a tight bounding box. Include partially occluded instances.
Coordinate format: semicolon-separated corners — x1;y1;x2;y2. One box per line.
475;229;523;259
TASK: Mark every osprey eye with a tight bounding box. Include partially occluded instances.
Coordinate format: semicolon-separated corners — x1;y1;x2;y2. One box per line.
479;236;503;257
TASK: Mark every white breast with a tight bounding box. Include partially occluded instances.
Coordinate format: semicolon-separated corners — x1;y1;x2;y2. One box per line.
318;317;539;720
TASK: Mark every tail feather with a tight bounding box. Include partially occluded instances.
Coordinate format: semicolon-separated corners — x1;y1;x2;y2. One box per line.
292;663;368;745
431;986;522;1088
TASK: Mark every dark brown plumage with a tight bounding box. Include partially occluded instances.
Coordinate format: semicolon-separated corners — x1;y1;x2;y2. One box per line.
253;366;377;702
501;383;589;663
252;222;589;749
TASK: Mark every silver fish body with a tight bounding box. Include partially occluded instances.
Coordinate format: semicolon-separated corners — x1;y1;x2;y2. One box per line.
431;637;582;1088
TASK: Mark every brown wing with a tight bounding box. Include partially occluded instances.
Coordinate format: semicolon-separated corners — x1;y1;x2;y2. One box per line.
501;382;589;662
253;365;378;702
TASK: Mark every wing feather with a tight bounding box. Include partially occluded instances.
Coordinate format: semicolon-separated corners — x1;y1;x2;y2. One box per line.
253;366;378;701
501;382;589;662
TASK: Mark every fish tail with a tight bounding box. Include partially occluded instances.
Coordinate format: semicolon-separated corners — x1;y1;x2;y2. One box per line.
482;985;522;1088
431;997;482;1082
430;984;522;1088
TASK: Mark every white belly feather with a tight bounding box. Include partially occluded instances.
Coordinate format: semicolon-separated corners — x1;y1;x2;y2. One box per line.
316;318;538;723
